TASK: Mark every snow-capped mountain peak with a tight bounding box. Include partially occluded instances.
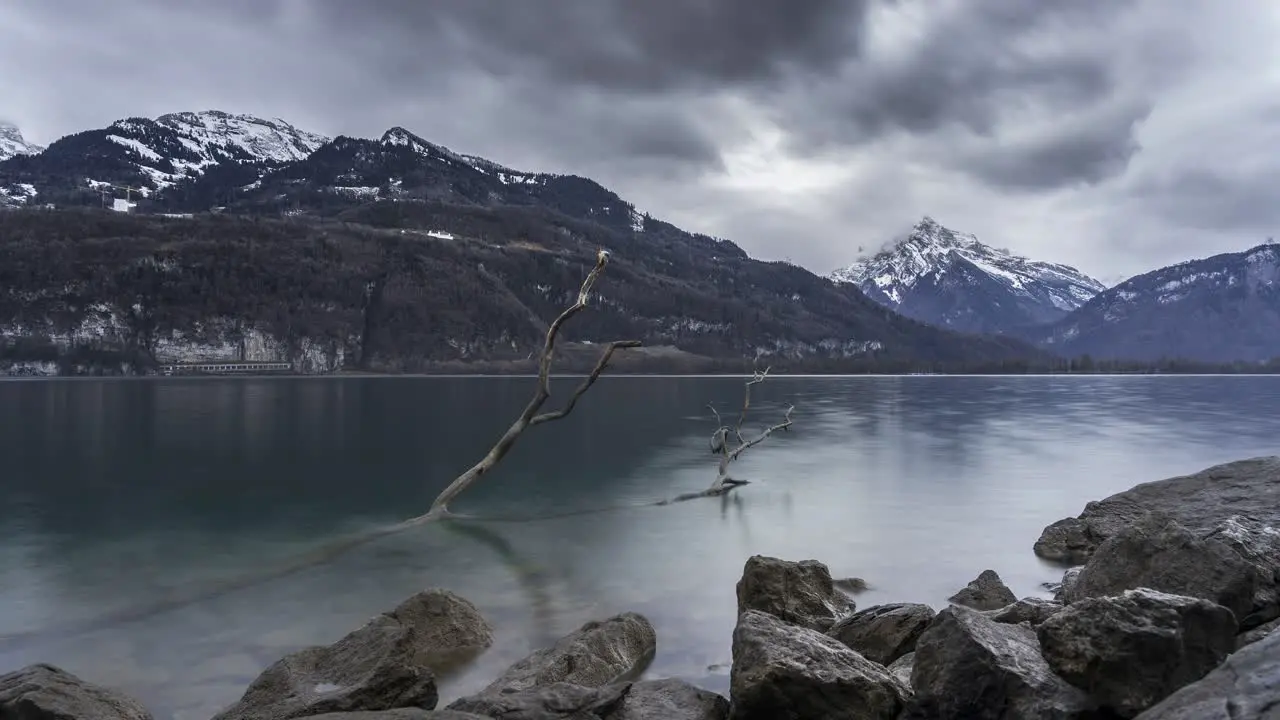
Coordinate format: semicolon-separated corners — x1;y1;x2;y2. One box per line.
0;120;43;160
153;110;327;164
830;216;1107;334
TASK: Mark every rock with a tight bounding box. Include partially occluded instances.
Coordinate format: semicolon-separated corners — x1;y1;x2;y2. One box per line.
214;589;493;720
1033;456;1280;565
0;664;154;720
1037;588;1238;718
296;707;486;712
447;682;630;719
1058;567;1084;604
1132;623;1280;719
730;609;909;720
608;679;729;720
982;596;1063;627
905;605;1094;720
735;555;853;633
478;613;657;695
1068;513;1259;624
886;653;914;690
1235;616;1280;651
947;569;1017;611
834;577;871;594
827;603;936;665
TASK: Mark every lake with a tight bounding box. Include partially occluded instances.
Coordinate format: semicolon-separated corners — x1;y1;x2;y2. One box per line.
2;375;1279;719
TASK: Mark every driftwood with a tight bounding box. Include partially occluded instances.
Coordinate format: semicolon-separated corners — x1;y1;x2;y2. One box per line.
706;367;795;492
423;248;641;518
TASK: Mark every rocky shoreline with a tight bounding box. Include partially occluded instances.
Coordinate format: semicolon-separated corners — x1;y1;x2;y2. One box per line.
4;457;1279;719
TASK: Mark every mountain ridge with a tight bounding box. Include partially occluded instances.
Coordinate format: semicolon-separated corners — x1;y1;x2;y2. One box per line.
830;216;1106;335
0;121;43;161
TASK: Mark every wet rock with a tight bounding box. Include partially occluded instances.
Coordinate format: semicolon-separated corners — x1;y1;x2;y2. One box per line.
447;682;629;719
478;613;657;695
214;589;493;720
300;712;487;720
730;609;908;720
1069;513;1258;623
735;555;853;633
827;603;936;665
982;596;1063;627
834;577;871;595
905;606;1094;720
1058;567;1084;604
886;653;914;690
1033;456;1280;565
608;679;728;720
1132;623;1280;719
0;664;154;720
947;569;1017;611
1037;588;1238;718
1235;616;1280;651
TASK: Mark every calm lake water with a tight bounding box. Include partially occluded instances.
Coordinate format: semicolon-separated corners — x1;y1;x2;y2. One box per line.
2;375;1279;718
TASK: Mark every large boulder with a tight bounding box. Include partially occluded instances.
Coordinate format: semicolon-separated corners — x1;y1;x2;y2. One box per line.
473;613;656;696
905;606;1094;720
947;570;1017;611
1066;513;1259;624
982;597;1062;627
1235;616;1280;651
1037;588;1238;718
0;664;153;720
1132;624;1280;719
1034;457;1280;626
299;712;488;720
827;603;936;665
730;609;909;720
214;589;493;720
886;653;914;690
1033;456;1280;564
608;679;729;720
735;555;853;633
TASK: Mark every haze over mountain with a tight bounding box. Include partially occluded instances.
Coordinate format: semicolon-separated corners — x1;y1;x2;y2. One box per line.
0;121;42;161
831;217;1106;335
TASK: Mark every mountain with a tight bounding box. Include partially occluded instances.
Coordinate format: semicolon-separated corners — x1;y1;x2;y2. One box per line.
1028;241;1280;363
831;217;1106;335
0;110;327;208
0;121;43;160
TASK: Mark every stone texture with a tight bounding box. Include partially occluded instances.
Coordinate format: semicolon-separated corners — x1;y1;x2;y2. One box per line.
947;570;1017;611
982;596;1062;627
477;613;656;695
886;653;914;690
730;609;908;720
608;679;728;720
827;603;936;665
905;606;1094;720
1132;623;1280;719
735;555;853;633
213;589;493;720
1037;588;1238;718
0;664;154;720
447;682;629;719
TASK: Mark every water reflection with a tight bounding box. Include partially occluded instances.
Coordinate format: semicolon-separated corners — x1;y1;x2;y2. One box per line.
1;375;1279;719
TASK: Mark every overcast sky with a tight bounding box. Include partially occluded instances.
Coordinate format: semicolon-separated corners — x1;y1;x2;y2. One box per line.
2;1;1277;283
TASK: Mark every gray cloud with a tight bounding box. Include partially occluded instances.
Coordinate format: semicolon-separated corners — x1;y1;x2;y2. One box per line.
1;1;1277;282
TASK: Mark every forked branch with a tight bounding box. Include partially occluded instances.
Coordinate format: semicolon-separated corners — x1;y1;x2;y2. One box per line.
706;366;795;493
425;249;640;517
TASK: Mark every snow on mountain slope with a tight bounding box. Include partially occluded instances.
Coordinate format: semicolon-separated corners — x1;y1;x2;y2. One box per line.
0;121;43;160
830;216;1106;334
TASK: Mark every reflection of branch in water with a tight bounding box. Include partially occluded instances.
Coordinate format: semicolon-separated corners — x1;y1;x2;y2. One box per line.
438;518;561;649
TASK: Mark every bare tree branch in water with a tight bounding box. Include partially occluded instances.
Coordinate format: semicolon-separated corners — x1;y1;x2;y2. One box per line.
424;249;641;518
706;366;795;492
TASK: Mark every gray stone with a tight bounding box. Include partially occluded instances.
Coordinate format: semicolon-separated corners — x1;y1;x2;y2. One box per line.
730;609;909;720
735;555;853;633
947;570;1017;611
886;653;914;690
1235;616;1280;651
1034;457;1280;626
479;613;656;695
1058;567;1084;604
608;679;728;720
299;712;487;720
982;596;1062;627
0;664;154;720
827;603;936;665
1033;456;1280;564
905;606;1094;720
447;682;629;719
1069;513;1259;624
1132;624;1280;719
1037;588;1238;718
214;589;493;720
